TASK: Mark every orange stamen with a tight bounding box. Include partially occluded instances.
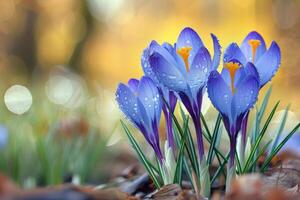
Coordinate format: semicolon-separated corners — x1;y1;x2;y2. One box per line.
224;62;241;93
248;39;261;62
177;47;192;71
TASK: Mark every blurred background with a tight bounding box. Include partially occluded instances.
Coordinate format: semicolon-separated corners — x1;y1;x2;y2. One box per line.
0;0;299;188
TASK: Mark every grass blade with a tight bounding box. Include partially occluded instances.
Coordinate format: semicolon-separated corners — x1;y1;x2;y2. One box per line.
201;114;226;161
247;140;272;172
243;101;280;173
260;123;300;172
258;86;272;120
165;102;199;176
252;86;272;146
201;114;212;140
120;120;161;188
174;117;189;184
211;152;229;184
235;151;243;174
207;114;222;165
270;105;290;152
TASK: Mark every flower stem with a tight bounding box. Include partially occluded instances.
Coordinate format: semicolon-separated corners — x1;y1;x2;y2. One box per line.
166;112;175;151
226;136;237;193
193;116;205;163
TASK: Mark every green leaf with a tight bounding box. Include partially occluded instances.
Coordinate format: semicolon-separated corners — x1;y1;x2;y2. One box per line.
211;124;224;164
260;123;300;172
201;114;226;161
120;120;161;188
168;103;199;176
258;86;273;120
243;101;280;173
201;114;212;140
235;151;243;174
247;140;272;171
201;114;227;177
173;117;190;184
252;86;272;145
199;159;211;197
271;105;290;152
179;106;198;168
172;116;194;188
207;114;222;165
211;152;229;184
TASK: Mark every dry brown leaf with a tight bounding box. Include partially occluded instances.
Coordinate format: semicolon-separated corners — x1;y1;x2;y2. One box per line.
145;184;199;200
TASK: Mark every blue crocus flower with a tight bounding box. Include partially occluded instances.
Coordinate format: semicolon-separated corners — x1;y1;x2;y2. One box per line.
148;27;221;162
207;61;260;167
116;76;163;162
224;31;281;88
224;32;281;147
142;41;178;151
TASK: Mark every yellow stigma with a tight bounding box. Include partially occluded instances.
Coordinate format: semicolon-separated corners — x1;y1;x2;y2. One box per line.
248;39;261;62
177;47;192;71
224;62;241;93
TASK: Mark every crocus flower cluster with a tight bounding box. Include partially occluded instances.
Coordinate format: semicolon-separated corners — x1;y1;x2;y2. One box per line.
115;27;281;192
146;28;221;163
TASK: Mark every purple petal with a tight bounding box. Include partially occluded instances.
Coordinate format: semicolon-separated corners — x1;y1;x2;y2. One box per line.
207;71;233;117
149;52;188;92
234;62;259;86
221;66;245;90
116;83;142;126
255;41;281;87
176;27;204;66
223;43;247;66
149;40;179;69
244;62;259;78
141;47;160;85
211;33;221;70
162;42;187;75
188;47;212;97
128;78;139;93
138;76;162;122
240;31;267;62
232;75;259;120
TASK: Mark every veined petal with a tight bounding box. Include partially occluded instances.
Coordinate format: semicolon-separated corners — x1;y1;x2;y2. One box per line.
255;41;281;87
176;27;204;66
188;47;212;97
136;98;152;135
224;43;247;66
138;76;162;122
232;75;259;120
149;40;179;69
244;62;259;78
220;69;231;89
211;33;221;70
149;52;188;92
116;83;142;126
163;42;187;75
234;62;259;86
207;71;233;117
240;31;267;62
141;47;159;84
128;78;139;93
221;66;244;90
